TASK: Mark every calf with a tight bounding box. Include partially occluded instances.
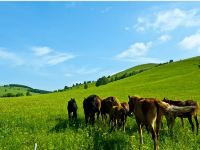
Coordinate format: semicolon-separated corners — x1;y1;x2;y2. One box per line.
100;96;121;122
109;105;127;132
67;98;78;124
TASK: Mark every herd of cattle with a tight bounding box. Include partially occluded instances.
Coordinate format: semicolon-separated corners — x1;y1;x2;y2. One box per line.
67;94;199;150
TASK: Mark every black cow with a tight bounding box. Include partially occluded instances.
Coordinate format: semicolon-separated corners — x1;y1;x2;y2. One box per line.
67;98;78;124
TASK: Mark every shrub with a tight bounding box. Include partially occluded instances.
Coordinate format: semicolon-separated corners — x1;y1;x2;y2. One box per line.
26;91;31;96
96;76;109;87
84;83;88;89
16;92;24;97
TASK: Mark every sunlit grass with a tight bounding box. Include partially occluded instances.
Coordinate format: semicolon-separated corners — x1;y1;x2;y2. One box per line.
0;56;200;149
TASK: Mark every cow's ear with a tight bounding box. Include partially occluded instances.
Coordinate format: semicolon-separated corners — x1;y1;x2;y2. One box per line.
163;97;166;100
128;95;130;99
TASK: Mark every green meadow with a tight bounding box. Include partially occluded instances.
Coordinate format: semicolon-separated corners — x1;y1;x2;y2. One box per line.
1;56;200;150
0;86;31;97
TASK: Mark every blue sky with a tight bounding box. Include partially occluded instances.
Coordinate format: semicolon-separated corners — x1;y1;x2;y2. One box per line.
1;2;200;91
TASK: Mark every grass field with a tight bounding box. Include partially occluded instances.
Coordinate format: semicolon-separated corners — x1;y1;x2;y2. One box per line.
1;56;200;150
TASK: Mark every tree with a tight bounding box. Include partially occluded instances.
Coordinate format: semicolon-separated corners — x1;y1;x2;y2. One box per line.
16;92;24;97
3;93;15;97
26;91;31;96
96;76;109;87
84;83;88;89
64;86;69;90
169;60;173;63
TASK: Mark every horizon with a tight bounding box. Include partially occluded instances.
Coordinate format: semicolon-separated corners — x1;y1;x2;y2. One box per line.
1;2;200;91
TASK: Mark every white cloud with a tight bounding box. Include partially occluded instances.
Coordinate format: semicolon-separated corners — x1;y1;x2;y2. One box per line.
135;8;200;32
179;32;200;53
46;53;75;65
0;48;23;65
115;42;162;64
32;46;52;56
159;34;171;42
116;42;152;59
32;46;75;66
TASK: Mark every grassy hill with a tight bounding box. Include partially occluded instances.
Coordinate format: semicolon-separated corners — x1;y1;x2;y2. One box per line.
0;84;51;97
0;56;200;150
69;63;158;90
110;63;158;79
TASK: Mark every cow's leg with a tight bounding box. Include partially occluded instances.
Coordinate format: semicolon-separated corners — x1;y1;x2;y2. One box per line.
137;123;143;144
97;111;100;125
85;113;89;126
166;114;175;133
194;115;199;135
114;118;117;131
101;113;104;122
150;125;158;150
123;120;125;132
91;113;95;125
188;116;194;132
156;113;162;140
68;111;72;125
180;117;184;128
73;111;77;123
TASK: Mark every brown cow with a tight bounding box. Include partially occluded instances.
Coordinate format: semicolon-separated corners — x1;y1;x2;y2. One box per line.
128;96;196;150
100;96;121;122
109;105;127;132
163;98;199;134
83;94;102;126
120;102;129;122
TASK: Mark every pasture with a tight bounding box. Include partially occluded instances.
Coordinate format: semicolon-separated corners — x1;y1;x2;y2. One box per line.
0;86;30;97
1;56;200;149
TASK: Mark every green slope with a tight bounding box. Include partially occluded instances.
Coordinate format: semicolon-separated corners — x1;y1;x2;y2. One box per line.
110;63;158;78
98;56;200;100
0;84;51;97
72;63;158;89
0;85;33;96
0;56;200;150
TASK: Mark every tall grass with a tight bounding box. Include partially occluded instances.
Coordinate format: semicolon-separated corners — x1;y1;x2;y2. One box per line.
1;56;200;149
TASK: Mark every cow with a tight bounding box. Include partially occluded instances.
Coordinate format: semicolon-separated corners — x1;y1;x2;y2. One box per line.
100;96;121;122
128;96;196;150
163;98;199;134
83;94;102;126
109;105;127;132
67;98;78;124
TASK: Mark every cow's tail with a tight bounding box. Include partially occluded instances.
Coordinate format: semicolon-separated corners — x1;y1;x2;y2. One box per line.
156;100;196;115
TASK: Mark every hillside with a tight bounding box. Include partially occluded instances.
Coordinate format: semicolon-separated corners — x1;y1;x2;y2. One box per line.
0;84;51;97
0;56;200;150
70;63;158;89
110;63;158;79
